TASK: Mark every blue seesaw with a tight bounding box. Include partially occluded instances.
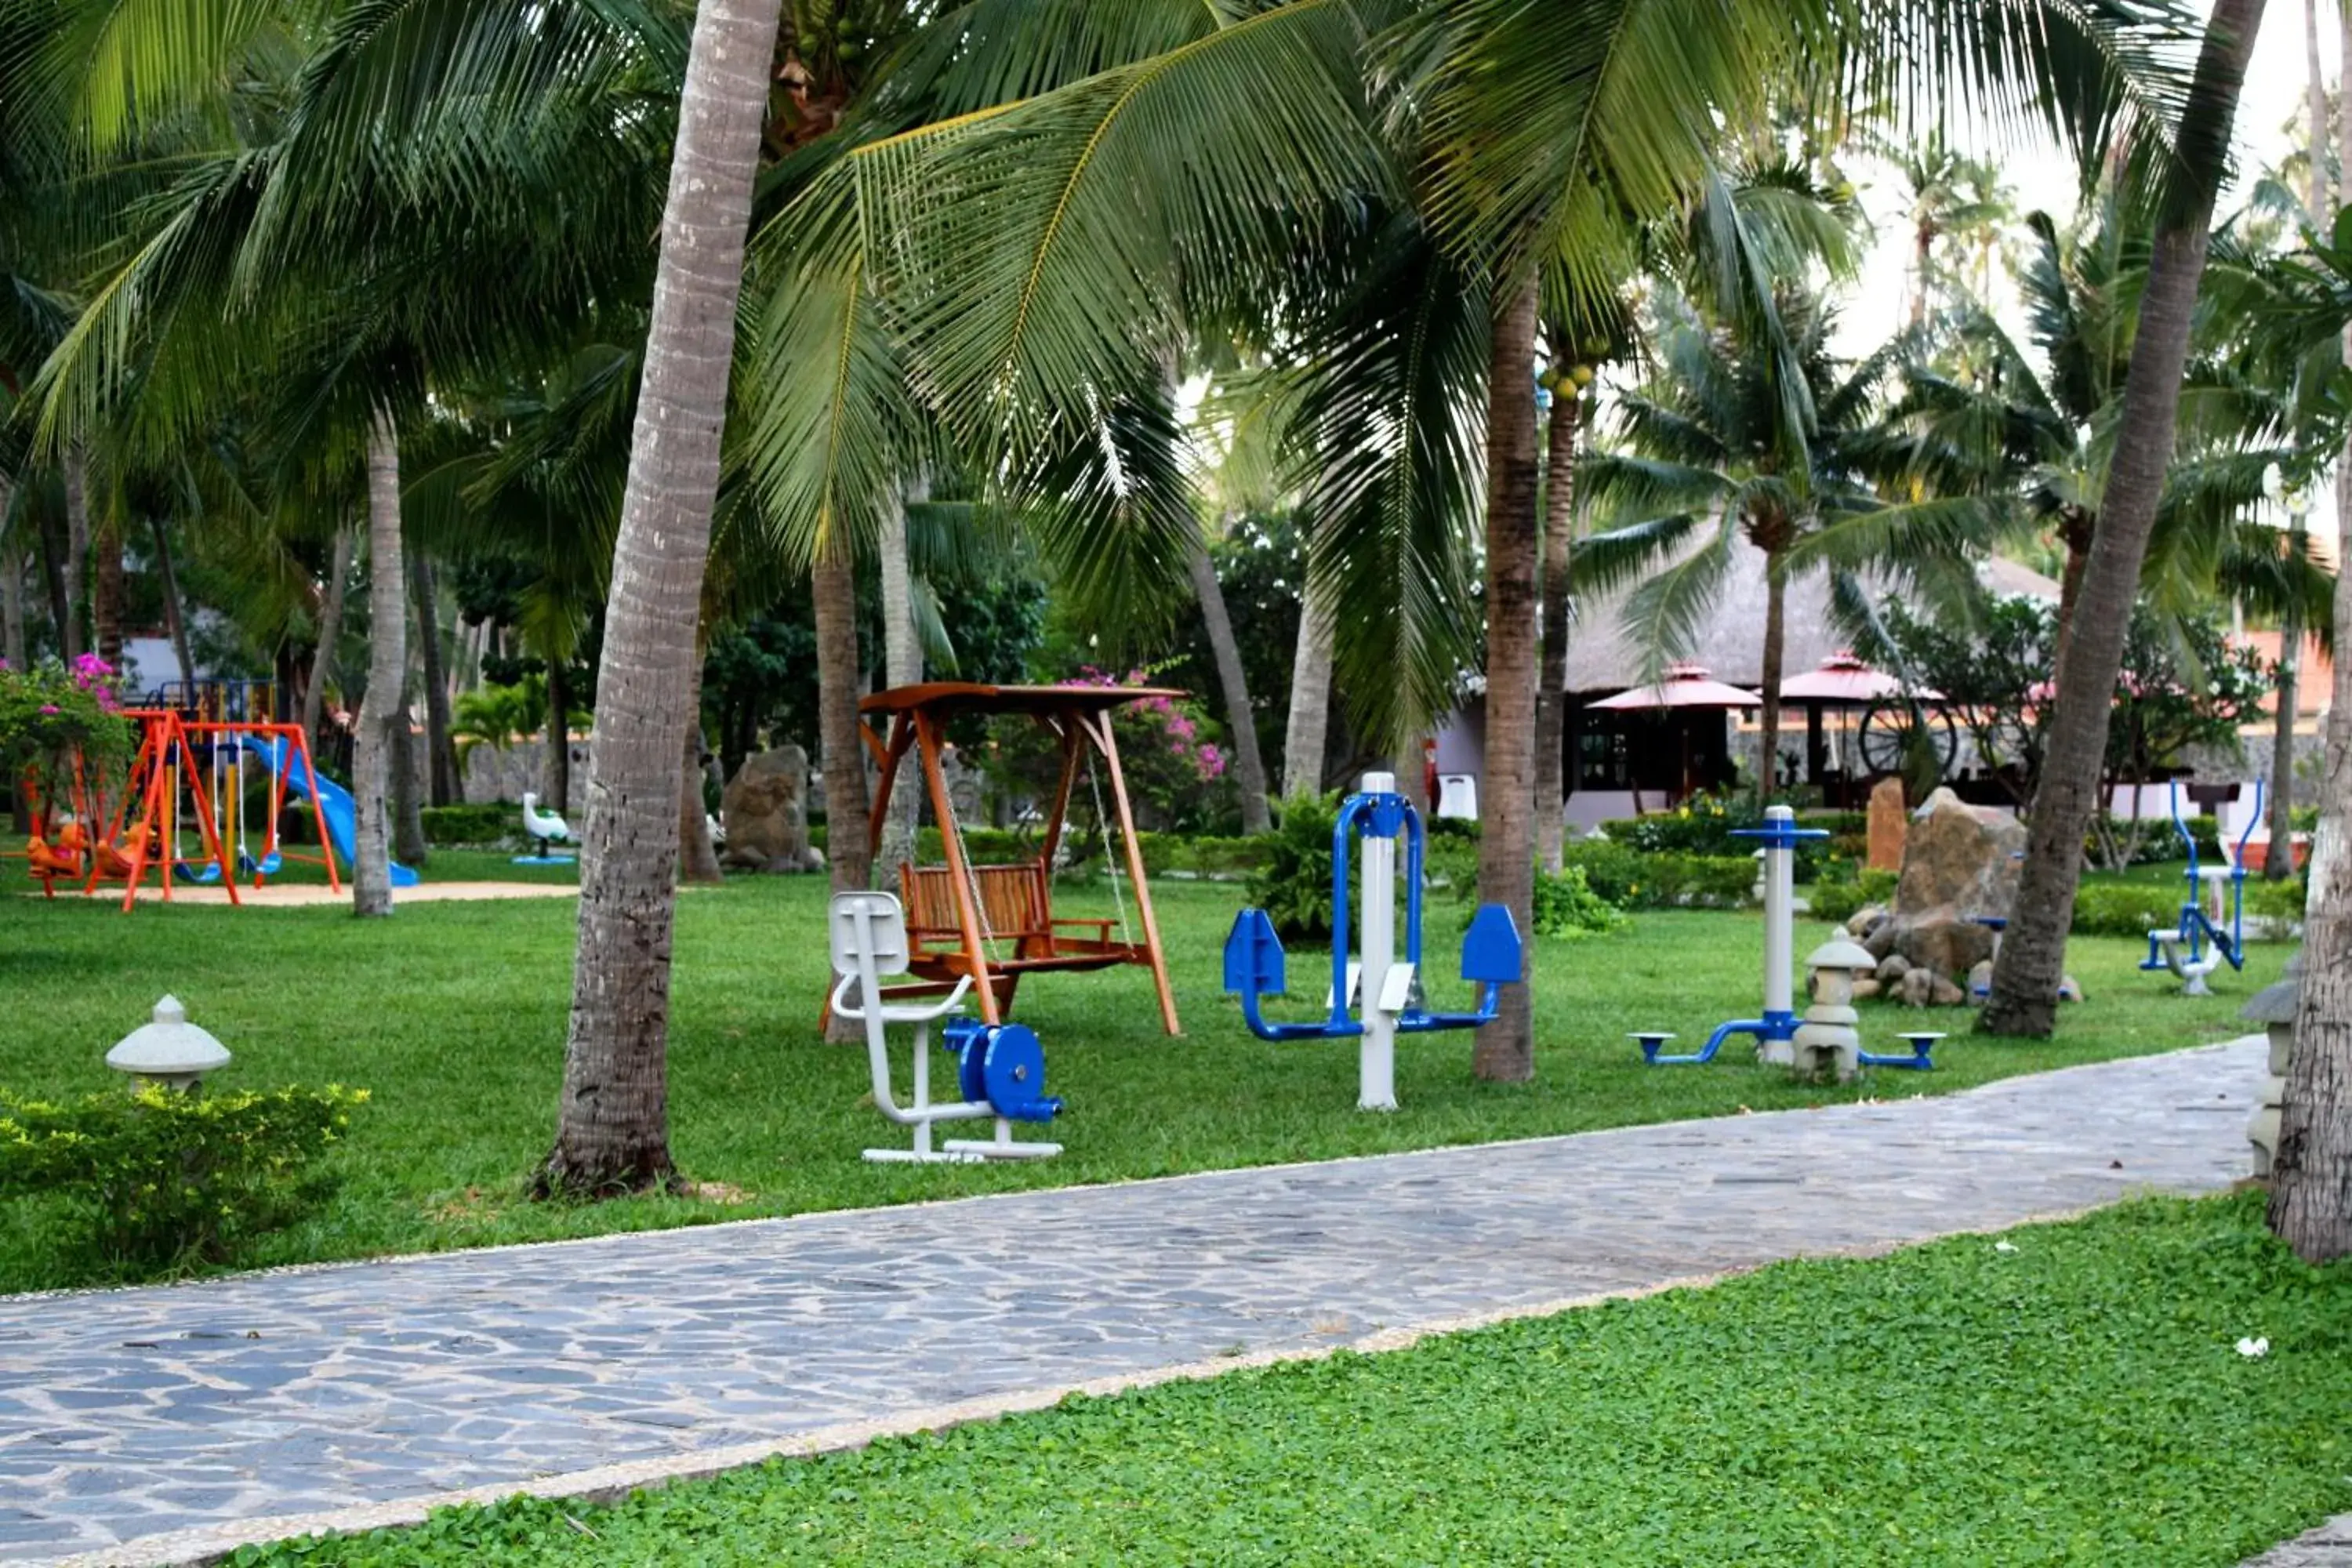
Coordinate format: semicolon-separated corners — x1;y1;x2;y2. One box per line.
1223;771;1523;1111
1641;806;1826;1064
2140;779;2263;996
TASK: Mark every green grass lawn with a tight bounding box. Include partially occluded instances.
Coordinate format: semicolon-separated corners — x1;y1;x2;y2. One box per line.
0;859;2285;1293
237;1194;2352;1567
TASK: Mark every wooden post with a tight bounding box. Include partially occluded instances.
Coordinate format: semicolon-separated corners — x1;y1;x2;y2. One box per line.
862;713;916;873
916;709;1000;1023
1083;706;1180;1036
1037;719;1082;873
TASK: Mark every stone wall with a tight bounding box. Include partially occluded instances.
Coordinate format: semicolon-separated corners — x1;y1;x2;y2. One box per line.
460;738;590;815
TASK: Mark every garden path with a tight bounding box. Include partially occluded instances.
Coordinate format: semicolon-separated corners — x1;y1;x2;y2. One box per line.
3;1036;2266;1566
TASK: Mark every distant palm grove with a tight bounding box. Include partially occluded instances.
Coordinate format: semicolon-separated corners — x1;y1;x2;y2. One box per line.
3;0;2351;1261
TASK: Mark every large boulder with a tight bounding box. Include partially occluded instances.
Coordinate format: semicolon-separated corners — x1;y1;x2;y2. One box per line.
1893;787;2026;920
1865;776;1907;873
721;746;814;871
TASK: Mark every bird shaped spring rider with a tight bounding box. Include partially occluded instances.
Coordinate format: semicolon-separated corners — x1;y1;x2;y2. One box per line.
517;791;577;866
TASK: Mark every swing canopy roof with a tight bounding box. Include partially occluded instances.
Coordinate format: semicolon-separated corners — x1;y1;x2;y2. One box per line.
859;682;1187;720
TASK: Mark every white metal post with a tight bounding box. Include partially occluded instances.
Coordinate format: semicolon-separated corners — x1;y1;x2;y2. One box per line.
1762;804;1795;1020
1359;771;1399;1112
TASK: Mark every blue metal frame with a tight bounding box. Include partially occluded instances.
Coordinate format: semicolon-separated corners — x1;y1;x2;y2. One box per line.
1222;784;1521;1041
2139;779;2263;978
1857;1032;1941;1070
1642;814;1826;1065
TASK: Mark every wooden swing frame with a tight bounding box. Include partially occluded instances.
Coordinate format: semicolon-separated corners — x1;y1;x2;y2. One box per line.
855;683;1181;1036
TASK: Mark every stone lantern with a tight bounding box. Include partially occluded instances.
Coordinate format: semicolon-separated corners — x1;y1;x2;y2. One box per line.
2241;950;2303;1178
105;996;230;1092
1792;938;1874;1083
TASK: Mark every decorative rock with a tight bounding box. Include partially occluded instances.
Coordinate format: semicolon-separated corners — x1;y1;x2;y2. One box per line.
1844;903;1889;938
1893;788;2027;917
2057;975;2085;1004
1897;967;1937;1008
1929;975;1966;1007
1875;953;1911;985
1967;959;1993;1000
1851;978;1882;1000
720;746;812;871
1866;776;1907;872
1891;916;1996;985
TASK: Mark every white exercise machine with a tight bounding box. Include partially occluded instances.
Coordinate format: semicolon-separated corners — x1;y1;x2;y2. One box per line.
828;891;1065;1163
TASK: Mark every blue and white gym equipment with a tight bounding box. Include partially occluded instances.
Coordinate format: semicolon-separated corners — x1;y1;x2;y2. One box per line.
1222;771;1523;1112
1640;805;1826;1064
2142;779;2263;996
828;891;1064;1163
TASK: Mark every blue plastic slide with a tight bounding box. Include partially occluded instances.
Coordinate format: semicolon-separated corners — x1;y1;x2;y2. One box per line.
245;738;419;888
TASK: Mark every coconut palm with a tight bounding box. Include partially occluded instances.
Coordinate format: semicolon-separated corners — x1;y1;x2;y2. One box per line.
1984;0;2271;1039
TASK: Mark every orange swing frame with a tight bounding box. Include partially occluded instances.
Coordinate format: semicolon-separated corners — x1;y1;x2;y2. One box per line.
846;682;1181;1036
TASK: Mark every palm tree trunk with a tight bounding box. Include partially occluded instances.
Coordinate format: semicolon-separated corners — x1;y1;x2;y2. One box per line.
2270;0;2352;1263
2;477;24;673
1187;531;1273;833
36;506;69;657
60;446;89;664
304;521;356;748
544;656;572;815
1758;562;1788;805
1283;570;1334;798
876;481;921;873
543;0;784;1198
352;408;406;917
814;543;871;891
394;705;430;867
1534;394;1581;869
1473;276;1541;1084
410;554;459;805
92;511;124;668
1984;0;2264;1037
149;515;195;687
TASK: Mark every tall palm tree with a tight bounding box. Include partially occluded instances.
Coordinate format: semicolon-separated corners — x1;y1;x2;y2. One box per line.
1984;0;2270;1039
543;0;789;1195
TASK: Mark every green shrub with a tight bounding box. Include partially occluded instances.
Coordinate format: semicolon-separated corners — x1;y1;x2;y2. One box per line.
2246;876;2307;928
1806;869;1899;925
0;1084;366;1275
2070;884;2183;938
1597;792;1836;878
1245;793;1345;942
419;804;516;846
1562;841;1755;909
1181;835;1267;877
1529;864;1628;938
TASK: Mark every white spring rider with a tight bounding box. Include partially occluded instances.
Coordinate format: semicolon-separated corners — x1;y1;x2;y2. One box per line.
828;891;1064;1163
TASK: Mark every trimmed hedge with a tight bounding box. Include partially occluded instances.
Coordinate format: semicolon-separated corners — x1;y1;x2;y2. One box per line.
419;804;517;847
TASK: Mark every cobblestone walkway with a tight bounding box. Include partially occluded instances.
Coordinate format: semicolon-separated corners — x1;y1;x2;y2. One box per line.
0;1038;2266;1565
2252;1516;2352;1566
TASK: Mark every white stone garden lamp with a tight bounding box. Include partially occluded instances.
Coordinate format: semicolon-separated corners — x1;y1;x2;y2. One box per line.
106;996;230;1092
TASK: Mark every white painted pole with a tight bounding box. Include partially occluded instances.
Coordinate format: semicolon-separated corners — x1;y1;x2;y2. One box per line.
1359;771;1399;1111
1762;804;1795;1020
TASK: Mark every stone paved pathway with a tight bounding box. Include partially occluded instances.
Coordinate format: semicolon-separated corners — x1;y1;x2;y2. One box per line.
0;1038;2268;1565
2252;1516;2352;1566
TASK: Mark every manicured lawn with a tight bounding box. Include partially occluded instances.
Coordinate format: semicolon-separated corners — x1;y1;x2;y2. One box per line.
237;1195;2352;1566
0;862;2283;1292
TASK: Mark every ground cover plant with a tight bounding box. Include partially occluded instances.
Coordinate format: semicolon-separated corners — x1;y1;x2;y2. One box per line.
238;1194;2352;1566
0;867;2282;1292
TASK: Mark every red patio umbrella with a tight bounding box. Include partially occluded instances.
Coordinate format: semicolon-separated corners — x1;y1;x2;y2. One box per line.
1585;662;1763;711
1778;650;1938;705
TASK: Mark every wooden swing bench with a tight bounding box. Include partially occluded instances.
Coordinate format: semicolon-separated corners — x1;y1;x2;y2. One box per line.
834;682;1183;1036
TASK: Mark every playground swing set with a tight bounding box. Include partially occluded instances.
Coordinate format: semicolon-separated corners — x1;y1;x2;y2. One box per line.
15;712;343;907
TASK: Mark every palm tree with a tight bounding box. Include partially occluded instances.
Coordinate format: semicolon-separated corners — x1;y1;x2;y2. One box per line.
1984;0;2270;1039
543;0;789;1195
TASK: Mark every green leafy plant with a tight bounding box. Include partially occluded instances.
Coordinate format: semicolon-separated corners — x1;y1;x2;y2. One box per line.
1244;792;1346;942
1806;869;1899;926
1528;864;1627;939
2070;885;2184;938
0;1084;366;1276
419;805;520;847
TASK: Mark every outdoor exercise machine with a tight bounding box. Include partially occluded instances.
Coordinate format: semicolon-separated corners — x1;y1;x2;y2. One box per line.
2142;778;2263;996
835;682;1179;1035
1222;771;1524;1112
829;891;1065;1163
1639;805;1826;1064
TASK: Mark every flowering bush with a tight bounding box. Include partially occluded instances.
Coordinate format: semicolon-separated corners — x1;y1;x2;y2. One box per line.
0;655;135;804
982;667;1240;835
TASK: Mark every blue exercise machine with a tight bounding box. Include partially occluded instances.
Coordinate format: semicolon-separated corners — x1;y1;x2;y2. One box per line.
1223;771;1523;1110
1641;807;1825;1064
2140;779;2263;995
